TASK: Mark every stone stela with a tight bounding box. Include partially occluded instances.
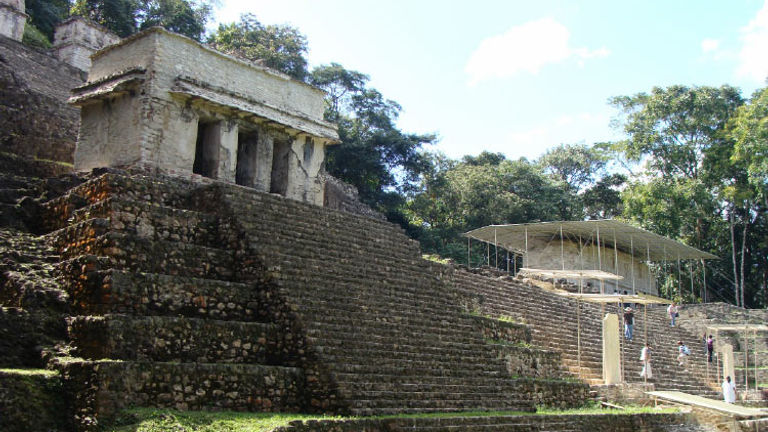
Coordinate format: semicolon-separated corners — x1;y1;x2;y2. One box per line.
70;27;340;206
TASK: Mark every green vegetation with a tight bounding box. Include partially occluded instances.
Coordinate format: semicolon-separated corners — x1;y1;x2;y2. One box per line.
0;368;58;377
103;406;681;431
22;23;53;49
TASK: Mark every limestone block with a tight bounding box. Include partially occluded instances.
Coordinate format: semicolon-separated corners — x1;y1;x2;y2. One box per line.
603;313;621;385
721;343;735;383
0;4;26;41
53;17;120;71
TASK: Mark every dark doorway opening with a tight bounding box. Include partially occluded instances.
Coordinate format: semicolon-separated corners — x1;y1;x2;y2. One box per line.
236;129;259;187
193;120;220;179
270;138;290;196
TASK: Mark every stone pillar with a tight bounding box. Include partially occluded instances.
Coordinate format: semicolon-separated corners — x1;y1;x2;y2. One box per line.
53;16;120;72
284;134;307;201
217;120;238;183
603;313;621;385
253;126;274;192
721;343;735;383
0;0;27;41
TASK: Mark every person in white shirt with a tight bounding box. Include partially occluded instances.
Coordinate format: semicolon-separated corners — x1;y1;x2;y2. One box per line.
667;302;679;327
722;376;736;403
677;341;691;368
640;344;652;379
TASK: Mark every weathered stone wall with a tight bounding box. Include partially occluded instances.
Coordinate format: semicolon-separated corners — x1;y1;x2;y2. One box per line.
322;172;385;220
471;314;531;344
0;37;84;163
53;16;120;71
0;0;27;41
59;360;307;425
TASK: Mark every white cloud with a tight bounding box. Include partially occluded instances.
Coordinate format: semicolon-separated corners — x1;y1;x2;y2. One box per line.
500;112;616;161
737;0;768;82
701;38;720;53
465;18;609;85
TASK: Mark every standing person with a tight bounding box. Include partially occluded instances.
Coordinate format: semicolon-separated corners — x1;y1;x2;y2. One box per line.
677;341;691;368
722;376;736;403
667;302;679;327
640;344;652;379
623;307;634;341
706;335;715;363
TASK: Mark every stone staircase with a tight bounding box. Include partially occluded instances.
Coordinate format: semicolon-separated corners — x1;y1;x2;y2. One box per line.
449;270;722;398
210;184;590;415
38;170;590;426
42;172;331;427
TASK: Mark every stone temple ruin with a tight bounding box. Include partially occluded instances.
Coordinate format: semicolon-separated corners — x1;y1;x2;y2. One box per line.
1;10;768;432
71;27;339;206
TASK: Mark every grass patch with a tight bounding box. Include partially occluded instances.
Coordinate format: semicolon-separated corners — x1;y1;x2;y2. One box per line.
105;409;340;432
104;405;681;431
0;368;59;377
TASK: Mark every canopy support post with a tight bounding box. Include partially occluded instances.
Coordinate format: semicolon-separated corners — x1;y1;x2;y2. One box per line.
744;323;749;390
467;237;471;269
647;243;652;294
644;303;648;386
494;228;498;269
677;254;681;300
702;259;707;303
613;229;619;293
524;227;528;267
486;242;490;267
577;279;582;379
630;235;635;295
560;225;565;270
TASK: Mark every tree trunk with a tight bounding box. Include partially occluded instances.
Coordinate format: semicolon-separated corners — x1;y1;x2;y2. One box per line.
739;205;750;309
730;209;740;307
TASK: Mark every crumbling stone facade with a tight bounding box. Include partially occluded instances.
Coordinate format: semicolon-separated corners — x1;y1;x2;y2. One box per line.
0;0;26;41
53;16;120;72
71;27;339;206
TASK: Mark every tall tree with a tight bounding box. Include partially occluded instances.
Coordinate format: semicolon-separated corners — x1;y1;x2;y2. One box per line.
310;63;435;213
208;14;309;80
25;0;71;41
611;84;765;305
71;0;213;40
537;143;607;192
406;152;577;263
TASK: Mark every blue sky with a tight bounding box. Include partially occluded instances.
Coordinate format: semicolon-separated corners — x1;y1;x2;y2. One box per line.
211;1;768;161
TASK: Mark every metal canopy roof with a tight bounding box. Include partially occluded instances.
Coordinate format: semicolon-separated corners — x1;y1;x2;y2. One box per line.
464;219;717;261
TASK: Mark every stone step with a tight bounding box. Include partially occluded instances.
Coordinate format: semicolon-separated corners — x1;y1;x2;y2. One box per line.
43;172;202;230
67;315;296;365
57;267;275;321
59;360;308;424
308;335;511;359
55;232;236;279
297;311;483;341
49;198;235;249
325;358;508;377
316;345;512;368
304;325;488;350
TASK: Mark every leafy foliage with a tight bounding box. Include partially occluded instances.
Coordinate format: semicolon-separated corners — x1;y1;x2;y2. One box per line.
24;0;70;41
208;14;309;80
70;0;213;40
310;63;436;213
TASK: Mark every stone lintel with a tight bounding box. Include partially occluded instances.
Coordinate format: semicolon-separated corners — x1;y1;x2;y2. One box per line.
169;76;339;143
69;68;146;105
